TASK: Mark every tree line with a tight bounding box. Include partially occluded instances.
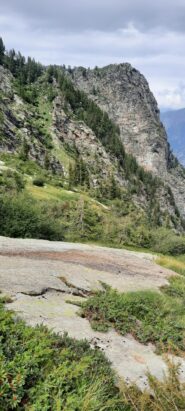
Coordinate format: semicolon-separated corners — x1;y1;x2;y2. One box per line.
0;37;43;84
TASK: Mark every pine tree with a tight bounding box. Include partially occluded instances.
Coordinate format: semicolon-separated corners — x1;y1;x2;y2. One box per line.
109;175;120;199
44;152;50;170
19;139;29;161
76;197;85;235
0;37;5;65
68;163;75;189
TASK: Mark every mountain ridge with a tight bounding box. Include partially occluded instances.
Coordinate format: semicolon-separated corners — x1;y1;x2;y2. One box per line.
1;42;185;252
69;63;185;217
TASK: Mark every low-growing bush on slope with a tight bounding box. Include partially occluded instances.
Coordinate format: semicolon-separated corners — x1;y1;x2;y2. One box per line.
0;297;125;411
1;288;185;410
81;276;185;354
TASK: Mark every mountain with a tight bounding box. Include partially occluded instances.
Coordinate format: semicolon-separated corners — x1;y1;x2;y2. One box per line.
161;108;185;166
70;64;185;218
1;44;185;253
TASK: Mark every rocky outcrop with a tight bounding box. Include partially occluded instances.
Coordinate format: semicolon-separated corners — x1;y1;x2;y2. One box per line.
52;95;120;183
71;64;185;218
51;94;182;229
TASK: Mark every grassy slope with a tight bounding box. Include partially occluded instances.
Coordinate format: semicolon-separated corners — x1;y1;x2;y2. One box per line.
1;151;185;253
28;183;81;202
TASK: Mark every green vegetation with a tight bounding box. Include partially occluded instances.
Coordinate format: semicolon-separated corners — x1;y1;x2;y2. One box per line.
0;292;185;411
0;37;5;65
4;49;43;86
68;158;90;189
81;276;185;354
0;297;125;410
0;193;64;240
1;295;185;410
0;162;185;254
0;169;25;193
0;153;45;176
32;176;45;187
150;228;185;255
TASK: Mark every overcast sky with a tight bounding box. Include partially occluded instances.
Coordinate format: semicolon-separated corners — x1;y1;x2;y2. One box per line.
1;0;185;110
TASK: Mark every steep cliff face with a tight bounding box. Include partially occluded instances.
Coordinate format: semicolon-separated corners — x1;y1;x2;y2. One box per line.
72;64;170;175
71;64;185;217
52;95;119;183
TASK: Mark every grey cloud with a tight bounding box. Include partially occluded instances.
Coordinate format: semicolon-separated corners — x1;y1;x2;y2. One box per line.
1;0;185;33
1;0;185;109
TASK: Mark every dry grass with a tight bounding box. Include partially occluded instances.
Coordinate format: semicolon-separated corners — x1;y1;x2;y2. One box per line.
157;255;185;277
120;360;185;411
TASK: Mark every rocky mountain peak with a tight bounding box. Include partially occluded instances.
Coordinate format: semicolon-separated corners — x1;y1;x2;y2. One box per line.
70;63;185;217
71;63;170;176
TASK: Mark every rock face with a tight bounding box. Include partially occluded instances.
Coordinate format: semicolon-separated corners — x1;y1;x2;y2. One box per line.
52;95;116;182
72;64;169;176
71;64;185;217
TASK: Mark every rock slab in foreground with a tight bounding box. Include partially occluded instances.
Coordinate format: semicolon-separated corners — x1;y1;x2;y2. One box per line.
0;236;184;389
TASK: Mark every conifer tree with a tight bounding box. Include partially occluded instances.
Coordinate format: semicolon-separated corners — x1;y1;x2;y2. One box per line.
19;139;29;161
68;163;75;189
0;37;5;65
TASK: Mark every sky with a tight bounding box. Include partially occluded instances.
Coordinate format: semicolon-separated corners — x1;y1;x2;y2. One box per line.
0;0;185;110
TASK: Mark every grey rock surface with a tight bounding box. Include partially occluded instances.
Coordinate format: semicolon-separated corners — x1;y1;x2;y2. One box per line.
0;236;184;389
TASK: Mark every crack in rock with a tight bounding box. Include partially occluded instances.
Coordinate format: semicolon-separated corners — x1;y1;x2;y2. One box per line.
19;286;89;299
59;276;92;296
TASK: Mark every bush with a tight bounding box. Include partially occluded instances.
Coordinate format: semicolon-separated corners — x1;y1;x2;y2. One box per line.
0;299;123;410
0;193;64;240
0;170;25;192
81;276;185;353
150;228;185;255
33;177;45;187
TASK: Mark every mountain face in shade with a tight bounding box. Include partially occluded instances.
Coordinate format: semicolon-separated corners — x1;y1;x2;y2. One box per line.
161;108;185;166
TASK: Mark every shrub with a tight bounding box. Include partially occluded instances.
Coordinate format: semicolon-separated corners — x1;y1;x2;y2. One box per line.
0;193;64;240
33;177;45;187
150;228;185;255
0;170;25;192
0;299;123;410
81;276;185;353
